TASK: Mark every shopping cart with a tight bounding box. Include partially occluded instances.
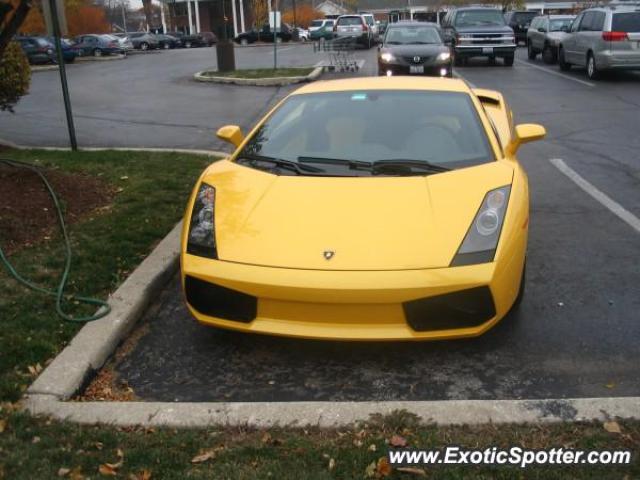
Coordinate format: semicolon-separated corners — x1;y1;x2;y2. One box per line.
313;36;360;72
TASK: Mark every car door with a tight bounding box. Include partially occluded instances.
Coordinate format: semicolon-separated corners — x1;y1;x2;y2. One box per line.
587;12;606;60
529;17;542;49
563;12;583;63
574;11;595;65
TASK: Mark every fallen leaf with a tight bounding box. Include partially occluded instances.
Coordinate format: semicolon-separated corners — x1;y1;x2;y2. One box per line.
0;419;6;433
364;461;377;478
32;436;41;444
368;444;377;452
605;382;616;389
328;458;336;471
98;463;117;476
353;439;363;447
397;467;427;477
262;432;272;444
69;467;84;480
57;467;71;477
191;449;217;464
604;421;622;433
389;434;408;447
128;470;152;480
94;441;104;450
376;457;392;477
120;176;129;180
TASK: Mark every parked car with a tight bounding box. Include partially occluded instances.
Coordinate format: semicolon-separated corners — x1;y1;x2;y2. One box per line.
199;31;218;46
440;7;517;66
73;34;123;57
128;32;160;50
360;13;380;43
111;33;134;53
309;18;335;40
16;36;55;64
46;37;80;63
155;33;182;49
233;24;293;44
296;28;310;41
183;77;546;340
334;14;375;48
167;31;216;47
378;21;389;36
504;10;538;44
526;15;575;63
378;22;452;77
558;6;640;79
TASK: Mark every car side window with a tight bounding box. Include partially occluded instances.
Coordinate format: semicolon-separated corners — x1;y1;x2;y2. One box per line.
592;12;605;31
579;12;594;31
571;13;583;32
542;19;549;31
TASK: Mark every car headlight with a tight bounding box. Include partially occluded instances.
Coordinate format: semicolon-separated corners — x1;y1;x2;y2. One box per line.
186;183;218;258
451;185;511;266
380;52;394;62
437;51;451;62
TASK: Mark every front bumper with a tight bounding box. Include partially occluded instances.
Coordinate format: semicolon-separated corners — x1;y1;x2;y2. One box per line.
181;251;524;341
378;63;452;77
455;44;516;58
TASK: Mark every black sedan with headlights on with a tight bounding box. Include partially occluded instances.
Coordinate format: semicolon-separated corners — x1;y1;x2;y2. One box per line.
377;22;453;77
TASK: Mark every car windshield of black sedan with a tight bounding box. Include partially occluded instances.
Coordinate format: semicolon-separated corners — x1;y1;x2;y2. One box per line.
385;26;442;45
455;10;506;27
238;90;494;174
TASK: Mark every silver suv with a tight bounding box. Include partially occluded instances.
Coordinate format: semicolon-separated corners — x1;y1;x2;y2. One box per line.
527;15;575;63
558;6;640;79
334;14;375;48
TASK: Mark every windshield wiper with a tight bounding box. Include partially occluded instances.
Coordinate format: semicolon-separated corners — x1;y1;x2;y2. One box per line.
372;159;451;174
237;153;325;175
298;156;372;170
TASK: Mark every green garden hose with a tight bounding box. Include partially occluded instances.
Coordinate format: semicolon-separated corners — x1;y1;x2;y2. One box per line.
0;158;111;322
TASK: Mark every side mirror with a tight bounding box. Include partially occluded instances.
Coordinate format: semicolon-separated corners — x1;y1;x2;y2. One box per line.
560;25;569;32
506;123;546;156
538;27;547;32
216;125;244;148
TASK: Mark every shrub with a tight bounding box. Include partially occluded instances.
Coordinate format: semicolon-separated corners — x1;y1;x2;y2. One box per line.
0;41;31;112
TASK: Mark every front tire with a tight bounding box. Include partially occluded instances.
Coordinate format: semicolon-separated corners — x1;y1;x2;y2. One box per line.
527;42;537;60
140;42;149;51
93;48;102;57
185;41;192;48
503;54;514;67
163;42;170;50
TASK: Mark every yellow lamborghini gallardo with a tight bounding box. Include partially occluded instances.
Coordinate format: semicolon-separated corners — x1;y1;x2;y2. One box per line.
180;76;545;341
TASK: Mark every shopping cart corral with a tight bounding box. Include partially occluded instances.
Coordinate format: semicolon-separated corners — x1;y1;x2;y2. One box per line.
314;37;360;72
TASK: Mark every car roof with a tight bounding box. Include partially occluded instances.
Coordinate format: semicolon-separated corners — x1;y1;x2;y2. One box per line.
387;21;439;28
453;6;502;10
292;77;471;96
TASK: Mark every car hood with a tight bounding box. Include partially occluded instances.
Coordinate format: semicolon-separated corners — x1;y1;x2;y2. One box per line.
201;160;514;270
547;31;569;41
455;25;514;34
381;45;449;57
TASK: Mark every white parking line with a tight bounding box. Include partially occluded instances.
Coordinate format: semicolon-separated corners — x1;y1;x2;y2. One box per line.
515;59;595;88
550;158;640;234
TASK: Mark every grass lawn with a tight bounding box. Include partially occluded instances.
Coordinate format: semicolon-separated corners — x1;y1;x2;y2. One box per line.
204;67;314;79
0;149;212;402
0;150;638;479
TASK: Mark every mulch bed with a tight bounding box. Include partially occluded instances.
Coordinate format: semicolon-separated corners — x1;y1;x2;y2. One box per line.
0;164;113;254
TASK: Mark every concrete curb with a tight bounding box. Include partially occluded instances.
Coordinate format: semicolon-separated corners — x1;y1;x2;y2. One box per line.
0;140;229;158
27;222;184;400
23;395;640;427
193;66;323;86
76;54;127;62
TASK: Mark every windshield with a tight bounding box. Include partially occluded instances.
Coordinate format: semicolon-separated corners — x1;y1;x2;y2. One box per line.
612;12;640;32
550;18;574;31
237;90;494;174
311;20;324;27
385;26;442;45
455;10;506;27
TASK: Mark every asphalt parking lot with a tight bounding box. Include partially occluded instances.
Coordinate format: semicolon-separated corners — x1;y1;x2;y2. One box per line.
4;44;639;402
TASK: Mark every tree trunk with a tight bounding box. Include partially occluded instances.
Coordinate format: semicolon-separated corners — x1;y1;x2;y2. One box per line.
141;0;153;30
0;0;32;58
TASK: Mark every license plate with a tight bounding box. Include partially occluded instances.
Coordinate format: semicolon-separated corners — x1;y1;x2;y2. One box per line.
482;47;493;54
409;65;424;74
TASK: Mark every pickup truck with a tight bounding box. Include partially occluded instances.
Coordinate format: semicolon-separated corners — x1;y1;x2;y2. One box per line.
441;7;517;66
